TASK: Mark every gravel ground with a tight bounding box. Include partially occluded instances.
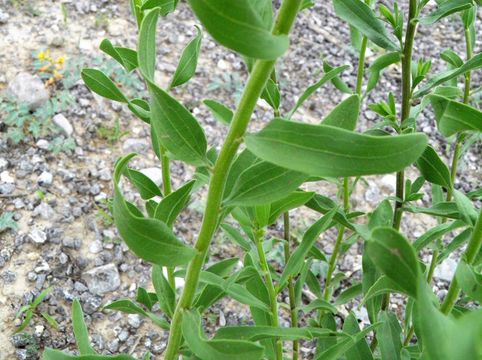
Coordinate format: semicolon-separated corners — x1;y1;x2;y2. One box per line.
0;1;480;359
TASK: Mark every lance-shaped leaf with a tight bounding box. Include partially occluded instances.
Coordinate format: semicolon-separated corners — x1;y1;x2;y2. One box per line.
152;265;175;317
137;8;159;81
100;39;138;72
42;348;137;360
124;168;162;200
321;94;360;131
245;119;428;178
72;299;96;355
170;26;202;89
81;69;128;103
453;189;478;226
300;299;337;314
267;191;315;225
362;276;405;305
413;220;466;251
288;65;349;118
224;161;307;206
366;227;420;298
280;208;337;285
430;95;482;137
113;154;196;266
182;310;264;360
333;0;399;51
377;311;403;360
404;202;461;220
456;260;482;302
103;299;169;329
420;0;474;25
416;145;452;189
187;0;289;60
343;312;373;360
215;326;336;341
366;52;401;94
203;99;233;125
261;79;281;111
154;180;195;226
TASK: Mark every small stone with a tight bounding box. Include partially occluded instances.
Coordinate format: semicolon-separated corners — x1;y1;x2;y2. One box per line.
32;202;56;220
0;9;9;24
58;252;68;265
97;168;111;181
1;171;14;183
118;329;129;342
140;167;163;186
82;295;102;314
37;171;53;187
62;237;81;249
50;36;64;48
8;73;49;111
0;183;15;195
364;185;381;205
217;59;230;70
0;158;8;171
380;174;396;193
36;139;50;150
127;314;141;328
82;263;121;295
52;114;73;136
34;261;50;273
122;138;149;153
434;257;457;282
88;240;103;254
34;325;45;337
29;228;47;244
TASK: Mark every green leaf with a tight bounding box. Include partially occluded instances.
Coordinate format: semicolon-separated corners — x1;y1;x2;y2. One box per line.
104;299;169;329
113;154;196;266
187;0;289;60
245;119;428;178
181;310;264;360
343;312;373;360
416;145;452;188
306;194;355;230
128;98;150;123
367;227;420;298
414;220;466;251
321;95;360;131
288;65;350;118
267;191;315;225
334;283;363;305
81;69;128;103
170;26;203;88
220;223;251;251
280;208;337;285
41;312;59;330
456;260;482;302
149;83;208;166
124;168;162;200
100;39;138;72
333;0;399;50
136;287;156;311
429;95;482;137
72;299;96;355
224;161;307;206
215;326;336;341
42;348;137;360
152;265;176;317
377;311;402;360
368;199;393;231
154;180;195;226
420;0;474;25
203;99;233;125
300;299;337;314
137;8;159;81
261;79;281;111
362;276;406;305
366;52;401;94
453;190;478;226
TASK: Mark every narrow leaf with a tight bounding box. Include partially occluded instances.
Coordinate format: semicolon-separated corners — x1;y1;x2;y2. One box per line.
420;0;474;25
81;69;128;103
416;145;452;188
170;26;203;88
154;180;195;226
72;299;96;355
204;99;233;125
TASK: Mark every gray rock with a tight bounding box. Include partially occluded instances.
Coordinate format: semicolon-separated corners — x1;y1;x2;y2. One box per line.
36;139;50;150
82;295;103;314
8;73;49;111
88;240;103;254
32;202;56;220
0;183;15;195
0;158;8;171
0;9;9;24
122;138;149;153
434;258;457;282
82;263;121;295
52;114;73;136
37;171;53;187
29;228;47;244
127;314;141;328
62;237;81;249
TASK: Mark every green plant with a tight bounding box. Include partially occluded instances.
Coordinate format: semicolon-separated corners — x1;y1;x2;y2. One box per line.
15;288;59;333
45;0;481;359
0;212;18;233
97;118;130;145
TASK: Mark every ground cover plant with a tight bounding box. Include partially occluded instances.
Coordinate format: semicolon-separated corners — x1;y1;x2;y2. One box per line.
40;0;481;359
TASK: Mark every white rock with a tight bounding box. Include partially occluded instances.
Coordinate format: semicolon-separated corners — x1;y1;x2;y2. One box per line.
0;9;9;24
37;171;53;187
380;174;396;193
88;240;103;254
140;167;163;186
0;171;14;183
29;228;47;244
364;185;381;205
0;158;8;172
52;113;73;136
217;59;230;70
82;263;121;295
36;139;50;150
8;72;49;111
434;257;457;282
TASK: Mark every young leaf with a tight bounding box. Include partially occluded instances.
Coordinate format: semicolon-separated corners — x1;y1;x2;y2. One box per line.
368;199;393;230
245;119;428;178
321;94;360;131
333;0;399;50
187;0;289;60
367;227;420;298
181;310;264;360
152;265;176;317
343;312;373;360
280;208;337;285
416;145;452;189
261;79;281;111
220;223;251;251
72;299;96;355
300;299;337;314
267;191;315;225
362;276;405;305
104;299;169;329
366;52;401;94
334;283;363;305
124;168;162;200
413;220;465;251
154;180;195;227
81;69;128;103
377;311;403;360
453;189;478;226
137;8;159;81
429;95;482;137
203;99;233;125
100;39;138;72
215;326;336;341
456;259;482;302
113;154;197;266
420;0;474;25
170;26;203;89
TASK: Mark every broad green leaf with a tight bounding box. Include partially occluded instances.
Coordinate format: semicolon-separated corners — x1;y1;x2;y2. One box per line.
170;26;202;88
288;65;350;118
456;260;482;302
334;283;363;305
182;310;264;360
321;95;360;131
124;168;162;200
215;326;336;341
362;276;406;305
416;145;452;188
333;0;399;50
42;348;136;360
367;227;420;298
154;180;195;226
224;161;307;206
343;312;373;360
100;39;138;72
152;265;175;317
137;8;159;81
429;95;482;137
317;312;338;353
366;52;401;94
203;99;233;124
245;119;428;178
441;49;464;68
368;199;393;231
267;191;315;225
377;311;402;360
187;0;289;60
149;83;208;166
136;287;156;311
113;154;196;266
300;299;337;314
280;208;337;285
420;0;474;25
81;69;128;103
453;189;478;226
414;53;482;98
362;250;382;324
224;149;260;200
72;299;96;355
103;299;169;329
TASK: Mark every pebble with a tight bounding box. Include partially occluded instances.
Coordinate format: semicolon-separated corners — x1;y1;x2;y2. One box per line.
0;183;15;195
127;314;141;328
7;72;49;111
82;263;121;295
29;228;47;244
0;9;9;24
1;171;14;183
0;158;8;171
36;139;50;150
62;237;81;249
122;138;150;153
89;240;103;254
434;257;457;282
52;114;74;137
37;171;53;187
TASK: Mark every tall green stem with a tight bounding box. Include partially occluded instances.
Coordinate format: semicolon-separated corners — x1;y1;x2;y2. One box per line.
163;2;302;358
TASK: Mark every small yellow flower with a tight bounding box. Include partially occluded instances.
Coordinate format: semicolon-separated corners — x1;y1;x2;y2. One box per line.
37;51;45;61
57;56;65;65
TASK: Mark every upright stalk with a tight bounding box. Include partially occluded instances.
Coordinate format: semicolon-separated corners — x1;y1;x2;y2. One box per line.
163;2;302;358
